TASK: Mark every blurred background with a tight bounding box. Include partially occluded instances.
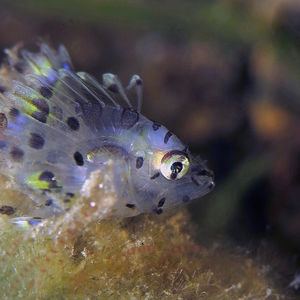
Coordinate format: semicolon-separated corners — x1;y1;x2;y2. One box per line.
1;0;300;297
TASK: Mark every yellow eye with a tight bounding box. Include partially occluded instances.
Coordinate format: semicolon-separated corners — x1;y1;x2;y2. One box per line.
160;151;190;180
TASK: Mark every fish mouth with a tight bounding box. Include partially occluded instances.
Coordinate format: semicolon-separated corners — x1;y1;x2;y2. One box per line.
190;167;215;190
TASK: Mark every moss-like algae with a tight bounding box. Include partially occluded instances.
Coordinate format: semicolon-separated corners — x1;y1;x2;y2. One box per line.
0;163;286;299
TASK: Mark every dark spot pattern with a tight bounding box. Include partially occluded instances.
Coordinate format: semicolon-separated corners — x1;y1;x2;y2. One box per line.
67;117;80;131
107;83;119;93
9;108;19;118
0;205;15;215
38;171;60;189
0;113;7;128
40;86;53;99
126;203;135;209
32;98;50;114
150;172;160;180
28;133;45;149
66;192;75;198
32;111;47;123
45;199;53;206
153;207;163;215
10;147;24;161
0;86;6;93
120;108;139;129
136;79;143;85
164;131;173;144
182;195;190;203
39;171;55;182
74;151;84;166
0;141;6;148
136;157;144;169
158;197;166;208
152;122;161;131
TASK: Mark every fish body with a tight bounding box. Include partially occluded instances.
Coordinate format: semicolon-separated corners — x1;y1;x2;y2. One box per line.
0;43;214;220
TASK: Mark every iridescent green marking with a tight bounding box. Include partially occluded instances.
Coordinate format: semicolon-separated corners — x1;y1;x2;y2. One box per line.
27;172;51;189
27;171;60;190
26;56;53;79
17;92;51;123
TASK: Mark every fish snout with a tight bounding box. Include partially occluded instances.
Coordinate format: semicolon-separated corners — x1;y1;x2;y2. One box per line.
191;167;215;190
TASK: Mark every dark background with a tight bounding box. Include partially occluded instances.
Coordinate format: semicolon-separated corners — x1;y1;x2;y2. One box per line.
1;0;300;295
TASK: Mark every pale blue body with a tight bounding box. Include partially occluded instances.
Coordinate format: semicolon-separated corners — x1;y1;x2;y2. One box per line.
0;44;214;219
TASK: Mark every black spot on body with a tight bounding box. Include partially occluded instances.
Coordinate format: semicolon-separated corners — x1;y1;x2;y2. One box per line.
28;133;45;149
150;172;160;180
164;131;173;144
0;113;7;128
45;199;53;206
136;79;143;85
121;108;139;129
9;108;19;118
107;83;119;93
152;122;161;131
74;151;84;166
32;98;50;114
67;117;80;131
10;147;24;161
39;171;58;189
126;203;135;209
66;192;75;198
39;171;55;182
154;207;163;215
32;111;47;123
40;86;53;99
136;157;144;169
158;197;166;208
0;86;6;93
182;195;190;203
0;205;15;215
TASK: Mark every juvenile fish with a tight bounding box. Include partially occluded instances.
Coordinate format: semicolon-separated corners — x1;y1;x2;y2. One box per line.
0;43;214;220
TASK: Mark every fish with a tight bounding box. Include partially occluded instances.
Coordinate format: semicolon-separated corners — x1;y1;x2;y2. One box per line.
0;43;214;221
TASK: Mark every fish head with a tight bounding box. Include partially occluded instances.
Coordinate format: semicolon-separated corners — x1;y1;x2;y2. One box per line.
130;123;215;214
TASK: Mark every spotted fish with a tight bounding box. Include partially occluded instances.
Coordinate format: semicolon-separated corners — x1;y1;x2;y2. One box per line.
0;43;214;220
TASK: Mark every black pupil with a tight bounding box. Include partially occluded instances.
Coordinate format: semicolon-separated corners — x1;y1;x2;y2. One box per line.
171;162;183;175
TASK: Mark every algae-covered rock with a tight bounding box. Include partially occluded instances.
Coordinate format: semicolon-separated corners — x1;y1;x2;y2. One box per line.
0;161;286;299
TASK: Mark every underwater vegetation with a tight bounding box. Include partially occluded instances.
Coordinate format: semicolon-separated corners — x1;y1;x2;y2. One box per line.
0;43;287;299
0;0;299;299
0;166;288;299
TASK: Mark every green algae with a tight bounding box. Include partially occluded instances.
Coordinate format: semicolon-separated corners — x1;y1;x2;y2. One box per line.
0;163;287;299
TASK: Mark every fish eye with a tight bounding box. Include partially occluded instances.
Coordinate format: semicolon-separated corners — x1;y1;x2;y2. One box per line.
160;151;190;180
